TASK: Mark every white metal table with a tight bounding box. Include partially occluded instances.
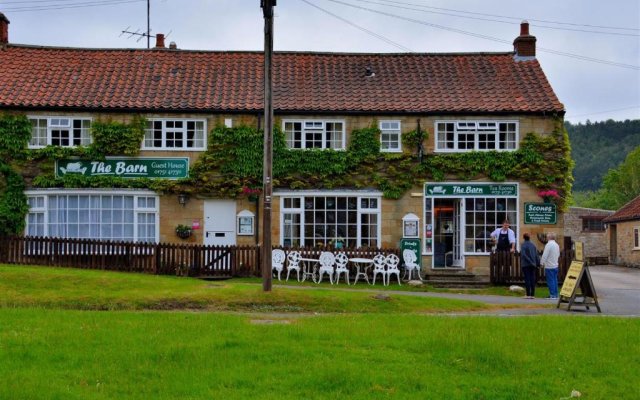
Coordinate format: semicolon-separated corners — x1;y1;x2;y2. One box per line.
300;257;320;283
350;257;374;284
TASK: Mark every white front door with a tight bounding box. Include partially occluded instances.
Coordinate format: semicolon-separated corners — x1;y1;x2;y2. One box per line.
203;200;236;246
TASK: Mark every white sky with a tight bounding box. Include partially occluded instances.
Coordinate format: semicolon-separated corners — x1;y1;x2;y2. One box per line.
2;0;639;123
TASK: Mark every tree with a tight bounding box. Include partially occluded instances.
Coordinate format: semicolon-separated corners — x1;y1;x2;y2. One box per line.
582;146;640;210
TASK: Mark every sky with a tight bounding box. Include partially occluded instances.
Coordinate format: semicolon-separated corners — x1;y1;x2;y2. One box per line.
1;0;639;124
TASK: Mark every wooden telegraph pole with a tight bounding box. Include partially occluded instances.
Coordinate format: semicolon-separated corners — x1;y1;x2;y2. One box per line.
261;0;276;292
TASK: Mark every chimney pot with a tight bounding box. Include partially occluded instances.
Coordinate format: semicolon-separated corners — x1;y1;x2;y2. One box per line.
169;41;177;49
0;12;9;45
155;33;165;49
513;21;536;59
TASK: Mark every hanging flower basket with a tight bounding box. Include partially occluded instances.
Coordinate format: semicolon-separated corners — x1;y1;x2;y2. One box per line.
537;189;560;204
175;224;192;239
242;186;261;202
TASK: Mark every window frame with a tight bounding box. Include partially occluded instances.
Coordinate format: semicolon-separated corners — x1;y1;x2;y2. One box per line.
281;119;346;150
581;216;606;232
634;227;640;250
24;189;159;243
27;116;92;149
434;120;519;153
379;120;402;153
278;191;382;248
143;118;207;151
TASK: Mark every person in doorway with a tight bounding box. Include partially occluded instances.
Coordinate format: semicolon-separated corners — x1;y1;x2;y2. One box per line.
520;233;539;299
540;232;560;299
490;219;516;253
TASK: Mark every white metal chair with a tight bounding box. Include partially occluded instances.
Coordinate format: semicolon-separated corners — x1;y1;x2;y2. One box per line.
271;249;286;281
286;251;302;282
317;251;336;284
372;254;387;285
385;253;401;286
334;252;350;285
402;249;422;281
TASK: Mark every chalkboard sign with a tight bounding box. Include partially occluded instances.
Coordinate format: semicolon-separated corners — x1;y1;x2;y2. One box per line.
557;260;601;312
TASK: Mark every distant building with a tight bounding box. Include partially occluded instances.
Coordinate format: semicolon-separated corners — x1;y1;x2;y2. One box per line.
563;207;613;265
603;195;640;267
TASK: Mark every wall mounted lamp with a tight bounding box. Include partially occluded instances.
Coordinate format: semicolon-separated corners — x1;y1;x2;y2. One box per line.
177;193;189;207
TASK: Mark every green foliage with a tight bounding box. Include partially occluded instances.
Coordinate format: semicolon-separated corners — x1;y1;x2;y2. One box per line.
90;116;147;156
0;163;28;235
566;119;640;191
0;114;31;161
402;127;428;157
578;145;640;210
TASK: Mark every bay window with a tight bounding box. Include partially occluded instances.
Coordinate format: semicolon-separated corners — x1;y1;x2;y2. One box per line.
280;193;381;248
25;190;159;243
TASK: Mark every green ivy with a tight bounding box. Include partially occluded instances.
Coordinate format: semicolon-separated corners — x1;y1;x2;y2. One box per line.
0;114;31;161
90;116;147;156
0;113;573;233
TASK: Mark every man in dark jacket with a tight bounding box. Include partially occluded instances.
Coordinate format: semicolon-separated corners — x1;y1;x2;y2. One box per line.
520;232;540;299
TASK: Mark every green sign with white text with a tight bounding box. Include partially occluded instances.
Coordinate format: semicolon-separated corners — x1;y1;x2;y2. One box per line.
425;183;518;197
56;158;189;179
524;202;557;224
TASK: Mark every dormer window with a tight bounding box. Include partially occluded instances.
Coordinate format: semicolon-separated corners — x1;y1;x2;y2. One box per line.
28;117;91;148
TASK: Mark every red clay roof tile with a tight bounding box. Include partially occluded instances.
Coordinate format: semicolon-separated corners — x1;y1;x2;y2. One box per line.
603;195;640;223
0;46;564;114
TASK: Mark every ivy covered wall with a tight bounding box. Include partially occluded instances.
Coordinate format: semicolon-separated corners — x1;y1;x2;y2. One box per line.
0;112;573;236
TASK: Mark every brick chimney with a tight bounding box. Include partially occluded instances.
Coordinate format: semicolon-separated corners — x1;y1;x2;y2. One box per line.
513;21;536;59
155;33;165;49
0;12;9;45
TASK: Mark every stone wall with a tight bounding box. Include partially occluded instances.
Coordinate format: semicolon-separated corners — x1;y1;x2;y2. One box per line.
611;221;640;267
563;207;613;264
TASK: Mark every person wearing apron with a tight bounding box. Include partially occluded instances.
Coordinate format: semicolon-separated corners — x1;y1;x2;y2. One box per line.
490;219;516;252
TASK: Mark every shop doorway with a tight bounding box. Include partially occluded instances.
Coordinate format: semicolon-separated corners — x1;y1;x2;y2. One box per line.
432;198;464;268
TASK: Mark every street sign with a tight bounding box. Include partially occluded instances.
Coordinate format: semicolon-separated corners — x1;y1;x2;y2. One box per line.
524;202;557;224
56;157;189;179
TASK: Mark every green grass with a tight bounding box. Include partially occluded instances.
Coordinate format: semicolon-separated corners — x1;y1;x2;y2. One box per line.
0;265;496;313
1;309;638;399
1;264;637;399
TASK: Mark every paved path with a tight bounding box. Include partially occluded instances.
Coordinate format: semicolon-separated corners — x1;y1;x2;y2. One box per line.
274;264;640;316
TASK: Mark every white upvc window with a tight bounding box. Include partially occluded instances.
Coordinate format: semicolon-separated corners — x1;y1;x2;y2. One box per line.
435;121;518;152
28;117;92;148
279;192;381;248
25;190;159;243
379;120;401;152
143;119;206;150
634;227;639;250
282;120;345;149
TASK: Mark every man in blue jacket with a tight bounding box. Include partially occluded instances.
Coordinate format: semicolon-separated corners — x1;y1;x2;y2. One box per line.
520;232;540;299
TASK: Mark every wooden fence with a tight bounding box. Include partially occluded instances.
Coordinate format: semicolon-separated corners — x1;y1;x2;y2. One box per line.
0;236;399;278
490;249;574;285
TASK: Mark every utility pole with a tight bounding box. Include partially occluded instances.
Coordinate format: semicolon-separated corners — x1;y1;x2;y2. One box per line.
261;0;276;292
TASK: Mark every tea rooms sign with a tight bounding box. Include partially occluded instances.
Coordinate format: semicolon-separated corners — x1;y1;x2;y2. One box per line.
424;183;518;197
56;158;189;179
524;203;557;224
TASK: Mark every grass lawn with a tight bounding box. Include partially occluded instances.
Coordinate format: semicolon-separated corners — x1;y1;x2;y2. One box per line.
1;265;637;399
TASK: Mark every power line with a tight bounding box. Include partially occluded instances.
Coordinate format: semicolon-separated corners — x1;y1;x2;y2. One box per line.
320;0;640;70
1;0;145;12
566;106;640;119
350;0;640;37
364;0;640;32
301;0;412;52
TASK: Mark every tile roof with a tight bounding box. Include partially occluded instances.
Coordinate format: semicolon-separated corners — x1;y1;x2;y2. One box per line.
0;45;565;114
603;195;640;223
